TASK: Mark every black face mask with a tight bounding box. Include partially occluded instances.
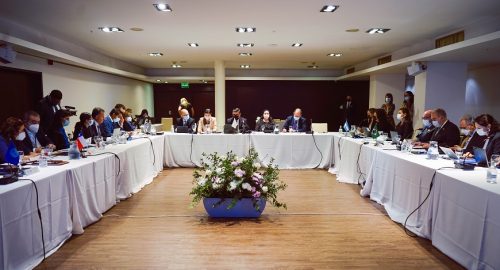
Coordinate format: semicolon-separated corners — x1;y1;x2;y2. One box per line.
233;114;239;119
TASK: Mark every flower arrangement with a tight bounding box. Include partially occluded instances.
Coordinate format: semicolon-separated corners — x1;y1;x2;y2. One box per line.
190;148;287;211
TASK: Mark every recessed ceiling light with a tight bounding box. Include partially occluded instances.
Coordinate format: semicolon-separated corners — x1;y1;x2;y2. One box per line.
98;27;124;33
239;52;253;56
130;27;144;32
240;64;250;69
236;27;256;33
148;52;164;56
156;79;161;82
345;28;359;32
172;64;182;68
187;43;199;47
366;28;390;34
320;5;339;12
153;3;172;12
327;53;342;57
164;81;168;83
291;43;303;47
237;43;254;47
307;63;319;69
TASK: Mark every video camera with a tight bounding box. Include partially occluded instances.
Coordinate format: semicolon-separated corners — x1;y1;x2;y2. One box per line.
64;106;78;116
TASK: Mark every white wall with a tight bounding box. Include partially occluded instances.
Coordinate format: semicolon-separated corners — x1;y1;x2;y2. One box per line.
465;64;500;119
3;53;154;131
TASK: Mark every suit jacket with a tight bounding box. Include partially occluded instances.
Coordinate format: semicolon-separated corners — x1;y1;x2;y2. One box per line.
255;119;275;132
416;126;436;142
36;96;61;132
72;122;94;140
485;131;500;161
47;126;70;150
123;121;136;132
429;120;460;148
462;131;488;154
88;122;107;138
226;117;250;133
176;117;197;134
283;116;310;132
396;120;414;139
102;116;119;136
18;129;53;154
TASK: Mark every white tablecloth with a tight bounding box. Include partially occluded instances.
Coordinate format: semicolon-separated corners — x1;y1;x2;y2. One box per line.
431;168;500;270
249;133;334;169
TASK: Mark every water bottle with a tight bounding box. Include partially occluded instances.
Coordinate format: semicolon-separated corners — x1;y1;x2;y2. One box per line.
427;141;439;160
371;125;379;139
68;142;81;160
274;124;279;134
487;165;497;184
338;125;343;133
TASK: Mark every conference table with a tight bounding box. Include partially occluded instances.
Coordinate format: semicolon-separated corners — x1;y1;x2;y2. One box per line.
330;132;500;270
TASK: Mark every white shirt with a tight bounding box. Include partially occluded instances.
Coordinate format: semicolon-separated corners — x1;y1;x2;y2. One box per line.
232;118;239;129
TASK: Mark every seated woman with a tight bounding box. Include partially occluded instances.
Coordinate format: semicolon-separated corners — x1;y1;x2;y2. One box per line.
1;117;25;164
197;109;217;133
136;109;150;126
373;109;394;135
255;109;275;132
473;114;500;163
359;108;376;131
395;107;414;139
48;110;72;150
122;111;137;132
72;112;92;140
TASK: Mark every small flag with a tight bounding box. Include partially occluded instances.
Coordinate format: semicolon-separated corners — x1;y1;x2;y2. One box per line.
76;133;88;151
343;120;350;132
5;141;20;165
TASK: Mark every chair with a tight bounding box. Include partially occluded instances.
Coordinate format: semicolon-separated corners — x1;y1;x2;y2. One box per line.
161;117;173;132
311;123;328;133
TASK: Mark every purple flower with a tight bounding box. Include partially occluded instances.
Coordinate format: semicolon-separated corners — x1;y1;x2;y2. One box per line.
231;161;239;167
253;191;261;198
234;168;245;177
252;176;260;183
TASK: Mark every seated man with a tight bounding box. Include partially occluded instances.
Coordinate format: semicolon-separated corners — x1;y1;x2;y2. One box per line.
89;107;107;139
226;108;250;133
102;108;121;137
282;108;310;132
422;108;460;148
18;110;55;155
176;109;197;133
454;114;487;153
415;110;435;143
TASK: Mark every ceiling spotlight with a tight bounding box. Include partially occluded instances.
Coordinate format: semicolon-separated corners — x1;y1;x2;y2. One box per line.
237;43;254;47
320;5;339;12
148;52;164;56
366;28;390;34
99;27;124;33
164;81;169;83
156;79;161;82
153;3;172;12
240;64;250;69
238;52;253;56
172;64;182;68
327;53;342;57
291;43;303;47
187;43;199;47
236;27;256;33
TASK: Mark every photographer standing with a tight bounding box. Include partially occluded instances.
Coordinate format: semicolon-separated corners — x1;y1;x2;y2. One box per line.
36;89;63;132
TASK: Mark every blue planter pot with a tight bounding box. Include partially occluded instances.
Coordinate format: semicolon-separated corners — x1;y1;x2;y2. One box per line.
203;197;266;218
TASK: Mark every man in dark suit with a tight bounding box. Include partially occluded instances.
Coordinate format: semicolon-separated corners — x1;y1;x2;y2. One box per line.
453;114;488;153
282;108;310;132
18;111;55;155
423;108;460;148
176;109;197;133
416;110;436;143
36;89;63;132
89;107;107;139
226;108;250;133
340;95;356;125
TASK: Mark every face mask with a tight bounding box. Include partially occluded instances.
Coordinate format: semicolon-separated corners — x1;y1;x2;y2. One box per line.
16;131;26;141
460;129;470;136
432;120;441;128
63;119;70;127
233;115;239;120
385;98;391;103
476;128;488;136
89;119;95;126
404;96;411;102
126;117;132;122
422;119;431;128
293;116;300;121
182;115;190;121
113;117;120;123
28;124;40;134
396;114;402;121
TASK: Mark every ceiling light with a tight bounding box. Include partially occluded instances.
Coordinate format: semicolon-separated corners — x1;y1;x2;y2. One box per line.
291;43;303;47
239;52;253;56
327;53;342;57
164;81;168;83
240;65;250;69
320;5;339;12
345;28;359;32
153;3;172;12
156;79;161;82
237;43;254;47
188;43;199;47
130;27;144;32
148;52;164;56
99;27;124;33
307;64;319;69
236;27;256;33
366;28;390;34
172;64;182;68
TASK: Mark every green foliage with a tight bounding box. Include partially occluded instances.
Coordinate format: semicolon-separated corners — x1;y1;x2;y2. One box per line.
190;148;287;210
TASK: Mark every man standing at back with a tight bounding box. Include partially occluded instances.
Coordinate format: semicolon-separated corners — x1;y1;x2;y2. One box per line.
36;89;63;132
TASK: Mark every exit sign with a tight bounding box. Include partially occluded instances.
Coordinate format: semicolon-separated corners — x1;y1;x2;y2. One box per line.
181;82;189;88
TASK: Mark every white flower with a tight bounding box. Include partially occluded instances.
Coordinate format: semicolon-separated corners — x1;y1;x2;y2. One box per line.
237;157;245;163
197;177;207;186
253;162;261;169
213;177;223;184
234;168;245;178
205;169;212;175
229;180;238;191
212;183;221;189
215;168;223;174
220;155;227;160
262;186;268;193
242;183;252;191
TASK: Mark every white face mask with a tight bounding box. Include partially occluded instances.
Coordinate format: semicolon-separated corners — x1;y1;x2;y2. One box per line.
432;120;441;128
422;119;431;128
460;129;470;136
385;98;391;103
183;115;190;121
113;117;120;123
16;131;26;141
28;124;40;134
126;117;132;122
89;119;95;126
476;128;488;136
293;116;300;121
396;113;402;121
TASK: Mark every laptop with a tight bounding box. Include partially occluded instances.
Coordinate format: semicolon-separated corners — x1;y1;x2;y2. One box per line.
176;126;189;133
440;147;459;159
473;147;487;164
390;131;400;144
223;124;238;134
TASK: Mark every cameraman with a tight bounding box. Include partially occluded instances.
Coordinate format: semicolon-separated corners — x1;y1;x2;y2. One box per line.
36;89;63;131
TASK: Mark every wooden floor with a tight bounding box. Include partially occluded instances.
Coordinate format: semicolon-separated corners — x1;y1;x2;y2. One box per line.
36;169;463;269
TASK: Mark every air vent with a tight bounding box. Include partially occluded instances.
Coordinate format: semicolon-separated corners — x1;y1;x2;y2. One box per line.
346;67;355;74
435;31;464;48
377;55;392;65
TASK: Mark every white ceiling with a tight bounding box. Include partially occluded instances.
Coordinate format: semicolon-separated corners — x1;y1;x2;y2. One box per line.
2;0;500;70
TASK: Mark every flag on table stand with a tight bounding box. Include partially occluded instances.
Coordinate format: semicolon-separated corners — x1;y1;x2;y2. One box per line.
76;133;88;151
343;120;350;132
